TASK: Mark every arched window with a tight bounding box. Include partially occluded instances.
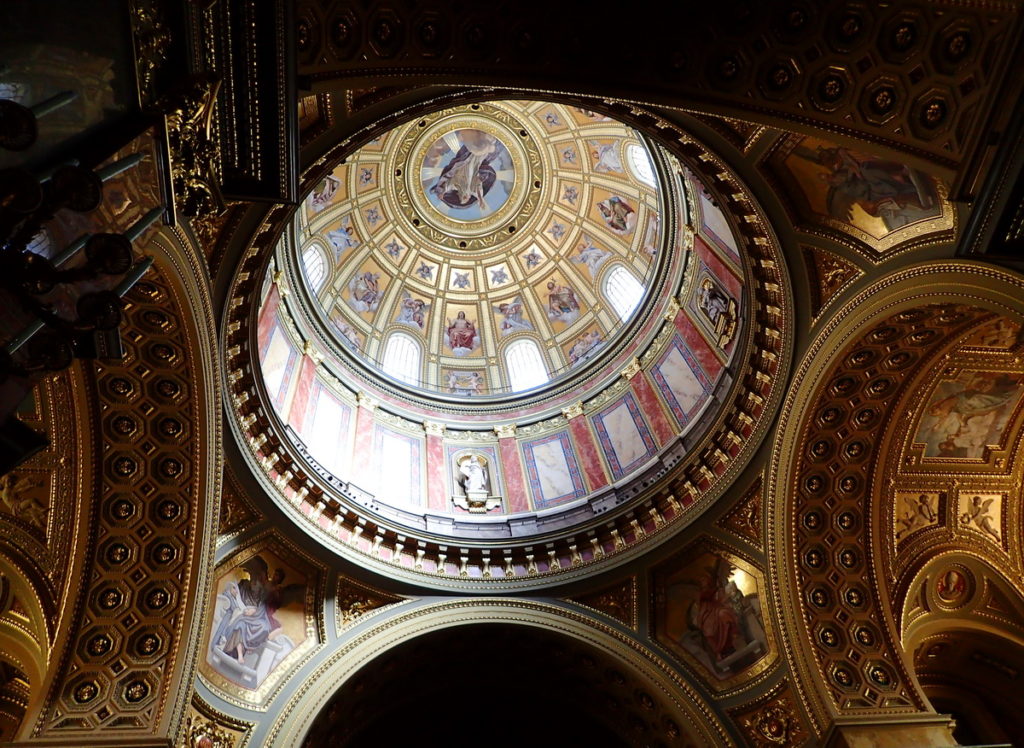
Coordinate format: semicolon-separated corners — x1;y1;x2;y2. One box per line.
626;143;656;188
505;339;548;392
381;332;421;386
301;245;328;293
603;265;645;320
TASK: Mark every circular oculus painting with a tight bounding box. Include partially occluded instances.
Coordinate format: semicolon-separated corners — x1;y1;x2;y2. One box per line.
420;129;515;223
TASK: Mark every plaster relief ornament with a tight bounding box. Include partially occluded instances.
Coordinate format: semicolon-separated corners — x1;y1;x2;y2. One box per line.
347;271;381;314
445;311;480;356
546;278;581;325
494;296;533;335
325;215;359;261
698;276;738;348
422;128;513;221
453;453;500;512
207;555;305;691
895;492;939;541
597;195;636;235
395;291;430;331
308;174;340;213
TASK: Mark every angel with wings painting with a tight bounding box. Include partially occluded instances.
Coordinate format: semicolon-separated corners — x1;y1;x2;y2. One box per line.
396;291;431;330
493;296;533;335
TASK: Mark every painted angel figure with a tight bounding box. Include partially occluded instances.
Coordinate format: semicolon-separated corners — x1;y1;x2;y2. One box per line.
494;296;533;335
445;311;479;355
961;495;1001;541
347;271;381;314
568;330;602;366
326;217;359;262
590;140;624;173
396;291;430;330
572;236;611;278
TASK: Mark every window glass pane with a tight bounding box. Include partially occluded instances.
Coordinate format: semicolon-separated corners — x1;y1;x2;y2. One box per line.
302;245;327;293
382;333;421;386
627;143;656;187
505;339;548;392
603;265;645;320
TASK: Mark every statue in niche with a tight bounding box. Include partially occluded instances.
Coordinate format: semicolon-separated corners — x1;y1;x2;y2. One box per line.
453;453;500;513
697;276;737;348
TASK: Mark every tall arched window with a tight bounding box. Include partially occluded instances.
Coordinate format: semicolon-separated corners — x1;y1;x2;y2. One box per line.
505;339;548;392
626;143;656;187
302;245;328;293
603;265;645;320
381;332;421;386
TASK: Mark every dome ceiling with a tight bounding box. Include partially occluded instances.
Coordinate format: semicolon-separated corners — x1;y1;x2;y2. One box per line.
295;101;666;397
244;97;776;587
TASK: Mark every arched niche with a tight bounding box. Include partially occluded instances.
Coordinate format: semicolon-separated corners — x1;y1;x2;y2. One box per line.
266;599;733;747
767;262;1024;734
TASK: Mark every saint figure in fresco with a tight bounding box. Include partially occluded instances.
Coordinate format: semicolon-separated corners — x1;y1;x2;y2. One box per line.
597;196;636;234
208;555;304;686
326;216;359;262
919;373;1022;457
546;279;580;324
431;130;501;213
792;144;938;230
445;311;479;355
666;555;768;679
309;174;340;212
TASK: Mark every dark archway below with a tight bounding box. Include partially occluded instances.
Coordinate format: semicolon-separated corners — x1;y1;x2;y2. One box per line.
303;623;687;748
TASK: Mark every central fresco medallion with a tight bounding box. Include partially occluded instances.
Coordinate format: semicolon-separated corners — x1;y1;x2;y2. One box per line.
421;128;515;223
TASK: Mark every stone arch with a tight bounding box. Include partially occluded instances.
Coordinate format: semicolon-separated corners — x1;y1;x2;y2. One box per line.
767;262;1024;736
267;598;733;746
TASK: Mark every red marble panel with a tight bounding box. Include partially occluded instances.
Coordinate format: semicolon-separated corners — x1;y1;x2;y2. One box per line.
425;433;447;512
287;356;316;432
568;416;610;491
352;404;376;487
630;373;676;445
257;284;281;356
674;311;723;378
499;436;530;513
